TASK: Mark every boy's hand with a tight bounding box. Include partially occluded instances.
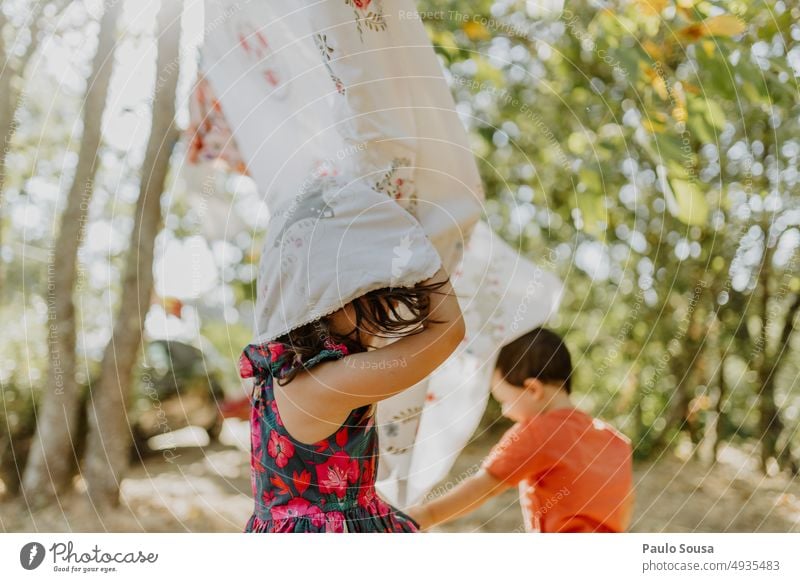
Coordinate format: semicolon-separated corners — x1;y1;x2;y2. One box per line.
405;504;432;531
406;469;510;530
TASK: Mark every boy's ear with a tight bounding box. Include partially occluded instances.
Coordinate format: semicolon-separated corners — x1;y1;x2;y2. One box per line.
522;377;544;398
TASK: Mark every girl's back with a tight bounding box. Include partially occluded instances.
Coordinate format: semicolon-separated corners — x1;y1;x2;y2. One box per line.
240;182;465;532
239;340;421;533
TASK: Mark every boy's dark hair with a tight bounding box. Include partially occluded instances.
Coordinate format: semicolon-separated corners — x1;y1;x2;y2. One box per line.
496;327;573;394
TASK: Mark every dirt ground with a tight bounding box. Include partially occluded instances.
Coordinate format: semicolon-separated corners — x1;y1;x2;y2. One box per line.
2;419;799;533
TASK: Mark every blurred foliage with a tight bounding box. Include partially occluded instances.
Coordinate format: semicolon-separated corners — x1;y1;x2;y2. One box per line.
1;0;798;476
417;0;799;468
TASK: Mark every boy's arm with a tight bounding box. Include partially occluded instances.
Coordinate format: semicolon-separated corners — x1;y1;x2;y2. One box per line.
408;469;511;530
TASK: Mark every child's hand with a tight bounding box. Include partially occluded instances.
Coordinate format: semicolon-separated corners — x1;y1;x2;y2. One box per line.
405;504;432;531
404;470;510;531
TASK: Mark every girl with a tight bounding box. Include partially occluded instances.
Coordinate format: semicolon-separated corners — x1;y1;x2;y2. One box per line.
237;186;465;533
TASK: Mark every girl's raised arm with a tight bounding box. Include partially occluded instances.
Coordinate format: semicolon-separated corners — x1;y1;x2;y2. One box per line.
292;266;465;417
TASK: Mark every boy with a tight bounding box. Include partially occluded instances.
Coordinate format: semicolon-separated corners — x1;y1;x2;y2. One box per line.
408;327;635;532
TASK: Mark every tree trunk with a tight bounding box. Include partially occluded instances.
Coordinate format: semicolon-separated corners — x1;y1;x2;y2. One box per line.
0;8;12;222
760;292;800;473
83;0;184;509
655;287;706;452
775;293;800;475
712;347;727;462
754;242;776;473
21;0;122;508
0;1;65;297
698;314;727;465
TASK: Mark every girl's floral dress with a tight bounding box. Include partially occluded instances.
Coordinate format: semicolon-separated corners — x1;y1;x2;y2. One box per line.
237;339;420;533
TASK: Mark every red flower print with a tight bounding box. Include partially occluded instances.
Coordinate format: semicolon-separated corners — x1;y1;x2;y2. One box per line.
362;495;392;518
270;473;291;496
270;497;324;527
268;342;286;362
267;430;295;468
323;337;350;354
358;486;375;508
352;0;371;10
360;498;380;516
316;451;358;498
269;399;283;426
250;420;262;455
261;489;276;506
238;352;254;378
254;345;270;360
251;455;268;475
374;497;392;515
293;469;312;494
335;426;348;448
325;511;346;532
357;460;375;507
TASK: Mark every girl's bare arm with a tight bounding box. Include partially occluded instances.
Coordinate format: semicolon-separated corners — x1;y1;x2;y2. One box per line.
289;265;465;416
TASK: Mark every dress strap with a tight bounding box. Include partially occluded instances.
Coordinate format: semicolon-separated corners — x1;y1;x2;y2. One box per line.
237;339;350;380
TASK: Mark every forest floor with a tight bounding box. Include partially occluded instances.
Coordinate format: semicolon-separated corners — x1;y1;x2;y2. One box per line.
2;419;799;533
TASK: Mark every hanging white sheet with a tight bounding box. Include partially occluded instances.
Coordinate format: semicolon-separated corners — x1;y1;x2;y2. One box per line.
189;0;563;507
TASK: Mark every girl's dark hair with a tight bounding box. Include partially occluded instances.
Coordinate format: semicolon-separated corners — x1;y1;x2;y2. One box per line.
274;277;451;385
496;327;573;394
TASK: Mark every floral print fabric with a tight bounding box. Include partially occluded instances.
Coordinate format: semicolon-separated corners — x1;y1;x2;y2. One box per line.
238;340;420;533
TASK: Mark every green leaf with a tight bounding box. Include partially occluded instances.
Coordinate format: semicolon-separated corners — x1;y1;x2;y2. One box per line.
576;169;607;238
686;95;726;143
695;44;737;101
567;132;589;155
669;178;708;226
648;132;696;172
577;193;606;238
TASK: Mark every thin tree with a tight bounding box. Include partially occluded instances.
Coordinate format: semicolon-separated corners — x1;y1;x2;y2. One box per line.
712;320;728;463
83;0;185;508
773;292;800;475
21;0;122;508
754;242;800;473
0;0;68;296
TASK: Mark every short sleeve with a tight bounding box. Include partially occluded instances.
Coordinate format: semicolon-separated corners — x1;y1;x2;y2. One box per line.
482;421;551;486
273;338;350;380
291;347;346;373
238;342;283;379
239;339;349;380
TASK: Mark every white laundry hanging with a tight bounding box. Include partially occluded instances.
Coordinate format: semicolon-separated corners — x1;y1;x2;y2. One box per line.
187;0;563;507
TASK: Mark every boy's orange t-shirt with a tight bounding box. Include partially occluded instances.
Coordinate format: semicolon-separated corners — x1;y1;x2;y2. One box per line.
482;407;634;533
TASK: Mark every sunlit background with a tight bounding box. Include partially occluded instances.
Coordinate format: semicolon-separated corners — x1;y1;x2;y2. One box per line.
1;0;799;532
